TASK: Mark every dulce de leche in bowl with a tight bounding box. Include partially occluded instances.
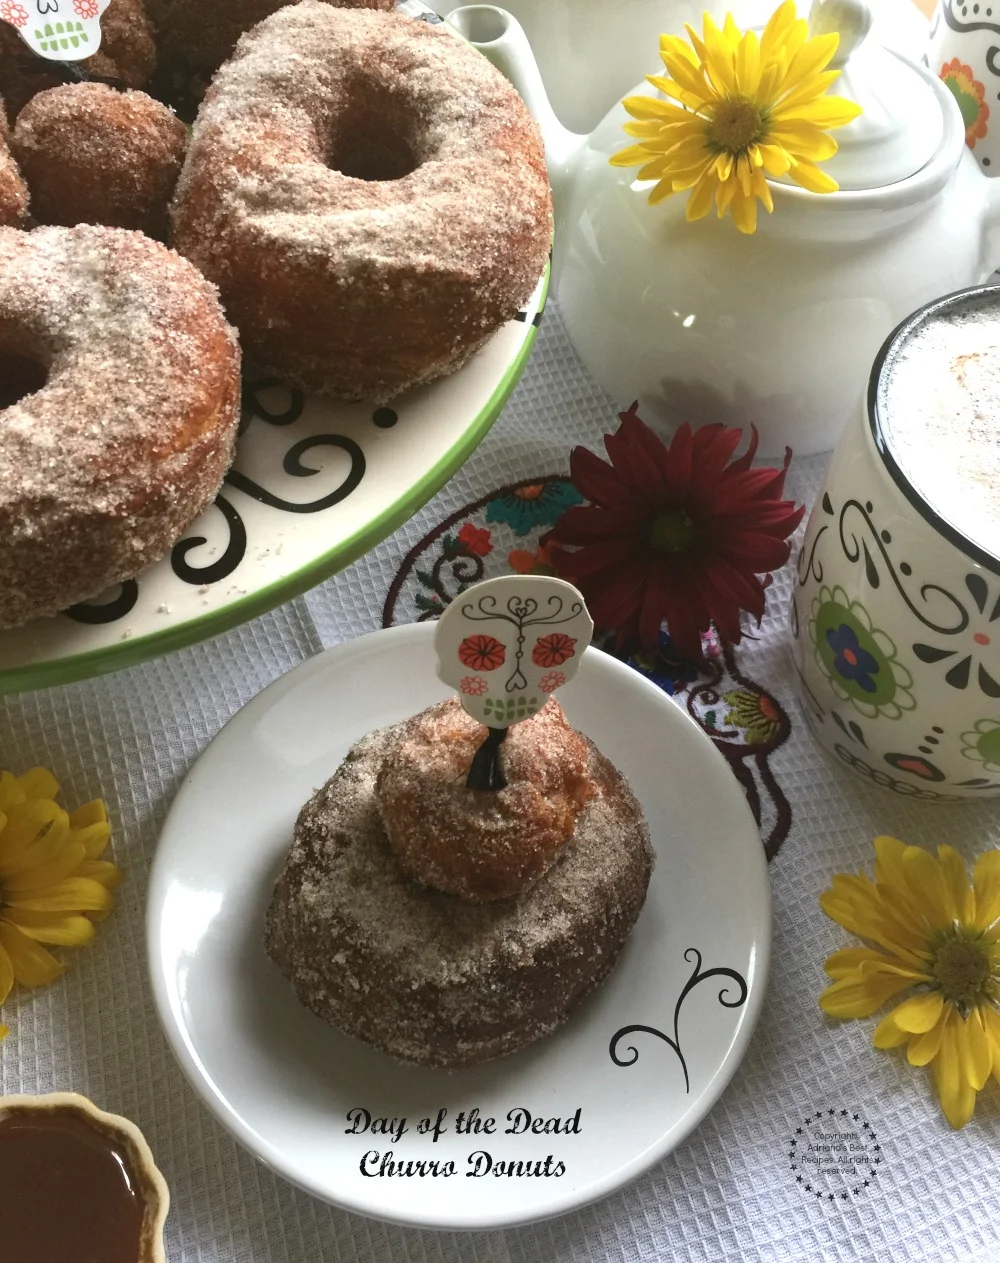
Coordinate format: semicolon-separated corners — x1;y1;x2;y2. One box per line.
0;1092;169;1263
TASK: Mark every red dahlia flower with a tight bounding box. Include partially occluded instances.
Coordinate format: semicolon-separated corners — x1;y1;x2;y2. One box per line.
542;405;805;661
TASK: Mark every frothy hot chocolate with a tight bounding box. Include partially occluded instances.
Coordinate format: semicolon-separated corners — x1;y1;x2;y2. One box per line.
877;289;1000;560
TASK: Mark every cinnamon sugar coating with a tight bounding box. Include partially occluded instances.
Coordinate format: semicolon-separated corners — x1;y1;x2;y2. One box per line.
265;714;654;1068
13;85;187;237
0;0;156;124
377;698;595;902
0;225;241;629
171;2;553;401
0;103;27;228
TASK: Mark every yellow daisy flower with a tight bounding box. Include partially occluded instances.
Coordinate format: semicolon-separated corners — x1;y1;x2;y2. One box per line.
0;767;121;1042
610;1;862;233
819;837;1000;1129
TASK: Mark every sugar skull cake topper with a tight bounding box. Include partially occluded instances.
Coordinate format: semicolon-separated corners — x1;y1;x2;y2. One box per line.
0;0;112;62
435;575;594;790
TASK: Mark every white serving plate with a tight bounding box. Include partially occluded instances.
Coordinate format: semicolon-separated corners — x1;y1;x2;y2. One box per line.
148;623;771;1230
0;267;547;694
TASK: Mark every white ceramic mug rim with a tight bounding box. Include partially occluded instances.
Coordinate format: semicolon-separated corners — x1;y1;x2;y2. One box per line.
867;282;1000;577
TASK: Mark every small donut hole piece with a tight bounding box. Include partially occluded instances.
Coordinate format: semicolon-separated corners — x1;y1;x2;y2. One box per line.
326;86;420;183
0;350;48;409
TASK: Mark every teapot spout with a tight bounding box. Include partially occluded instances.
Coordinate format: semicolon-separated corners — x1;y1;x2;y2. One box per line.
446;6;586;195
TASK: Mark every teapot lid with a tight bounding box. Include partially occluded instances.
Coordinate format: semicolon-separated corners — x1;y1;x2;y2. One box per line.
775;0;944;191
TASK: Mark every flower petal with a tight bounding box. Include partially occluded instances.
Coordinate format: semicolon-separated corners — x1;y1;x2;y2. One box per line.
0;772;25;813
972;850;1000;935
932;1013;978;1129
75;860;122;891
0;923;63;988
5;877;113;915
786;157;839;195
2;843;86;893
1;909;96;947
818;971;913;1019
959;1007;993;1090
0;941;12;1005
872;1011;910;1049
889;989;944;1034
901;845;952;931
907;1006;948;1066
0;800;64;870
70;821;112;862
823;946;891;979
982;1004;1000;1080
685;169;717;222
936;845;973;924
68;800;107;831
17;768;59;800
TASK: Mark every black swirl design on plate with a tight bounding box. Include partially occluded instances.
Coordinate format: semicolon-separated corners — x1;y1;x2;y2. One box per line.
609;948;748;1092
240;378;307;434
61;380;370;616
171;494;248;585
226;435;365;513
838;499;969;635
65;580;139;625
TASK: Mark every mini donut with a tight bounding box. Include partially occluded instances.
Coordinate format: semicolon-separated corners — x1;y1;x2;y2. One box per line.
266;710;654;1067
0;101;27;227
0;225;240;629
171;2;552;401
13;84;187;236
0;0;156;124
145;0;393;82
376;698;596;903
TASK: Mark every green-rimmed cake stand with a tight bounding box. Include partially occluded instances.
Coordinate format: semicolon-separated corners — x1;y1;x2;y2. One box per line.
0;267;548;694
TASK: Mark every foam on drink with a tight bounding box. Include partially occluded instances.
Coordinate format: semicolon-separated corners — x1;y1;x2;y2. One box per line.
877;289;1000;560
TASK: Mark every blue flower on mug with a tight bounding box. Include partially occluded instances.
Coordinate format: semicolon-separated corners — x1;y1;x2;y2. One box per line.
809;586;915;720
826;624;880;693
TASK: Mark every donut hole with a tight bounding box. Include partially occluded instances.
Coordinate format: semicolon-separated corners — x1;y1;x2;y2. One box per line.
0;350;48;409
327;92;419;183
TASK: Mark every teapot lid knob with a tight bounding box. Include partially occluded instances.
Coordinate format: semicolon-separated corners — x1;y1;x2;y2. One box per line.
808;0;873;68
786;0;944;190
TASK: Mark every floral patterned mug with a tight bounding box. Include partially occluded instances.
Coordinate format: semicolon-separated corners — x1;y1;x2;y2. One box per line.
789;285;1000;800
927;0;998;174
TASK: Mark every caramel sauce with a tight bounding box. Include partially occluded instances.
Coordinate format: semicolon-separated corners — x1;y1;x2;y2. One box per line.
0;1107;146;1263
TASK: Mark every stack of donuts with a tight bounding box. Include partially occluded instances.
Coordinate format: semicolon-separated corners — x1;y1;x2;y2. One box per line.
0;0;552;629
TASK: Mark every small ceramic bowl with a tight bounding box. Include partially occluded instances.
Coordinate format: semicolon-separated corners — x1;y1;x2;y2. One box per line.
0;1091;169;1263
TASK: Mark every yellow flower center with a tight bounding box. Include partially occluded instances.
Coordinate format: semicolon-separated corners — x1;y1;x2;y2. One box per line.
708;99;764;154
649;509;697;554
932;938;993;1008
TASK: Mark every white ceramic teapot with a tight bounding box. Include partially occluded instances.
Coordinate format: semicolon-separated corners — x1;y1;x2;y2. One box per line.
448;1;1000;456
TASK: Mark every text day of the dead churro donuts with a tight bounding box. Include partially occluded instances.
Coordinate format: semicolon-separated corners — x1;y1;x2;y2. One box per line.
171;2;552;401
0;225;241;629
13;84;187;236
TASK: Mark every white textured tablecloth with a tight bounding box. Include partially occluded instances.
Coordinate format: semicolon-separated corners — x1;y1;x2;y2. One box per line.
2;302;999;1263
